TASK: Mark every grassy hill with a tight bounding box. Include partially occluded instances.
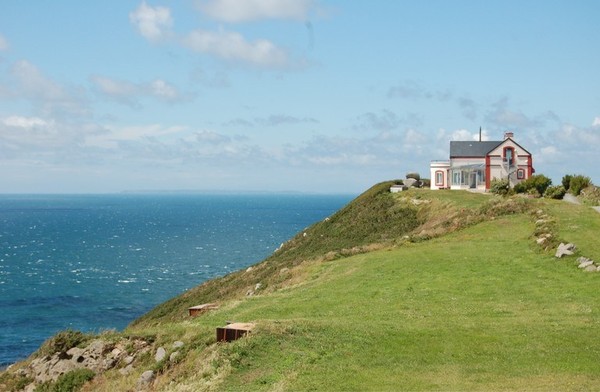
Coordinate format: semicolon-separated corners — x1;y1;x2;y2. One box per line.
3;182;600;391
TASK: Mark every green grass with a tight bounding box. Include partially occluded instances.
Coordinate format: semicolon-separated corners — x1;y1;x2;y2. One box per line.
543;198;600;261
198;214;600;391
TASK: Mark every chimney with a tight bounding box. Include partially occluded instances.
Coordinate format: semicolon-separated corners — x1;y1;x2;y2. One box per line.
504;131;514;140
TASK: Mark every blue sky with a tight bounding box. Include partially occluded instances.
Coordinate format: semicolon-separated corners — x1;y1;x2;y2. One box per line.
0;1;599;193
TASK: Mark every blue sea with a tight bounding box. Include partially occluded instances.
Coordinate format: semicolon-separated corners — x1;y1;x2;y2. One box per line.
0;193;353;367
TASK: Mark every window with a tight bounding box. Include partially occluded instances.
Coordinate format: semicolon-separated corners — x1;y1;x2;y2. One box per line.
503;147;515;166
452;171;461;185
517;168;525;179
435;171;444;186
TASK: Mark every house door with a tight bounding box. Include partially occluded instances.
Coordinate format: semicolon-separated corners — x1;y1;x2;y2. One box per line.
470;173;477;188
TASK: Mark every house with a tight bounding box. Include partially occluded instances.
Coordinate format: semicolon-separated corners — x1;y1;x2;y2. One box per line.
430;131;534;191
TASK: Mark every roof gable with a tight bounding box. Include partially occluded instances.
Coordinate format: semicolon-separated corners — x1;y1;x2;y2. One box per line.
491;137;532;156
449;141;502;158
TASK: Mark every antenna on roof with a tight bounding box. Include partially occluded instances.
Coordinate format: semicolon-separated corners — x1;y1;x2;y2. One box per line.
479;126;482;142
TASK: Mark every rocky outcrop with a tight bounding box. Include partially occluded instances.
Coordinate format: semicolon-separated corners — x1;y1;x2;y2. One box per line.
16;337;151;390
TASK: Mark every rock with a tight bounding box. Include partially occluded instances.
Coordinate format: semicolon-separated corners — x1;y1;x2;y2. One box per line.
172;341;184;349
255;283;262;291
119;364;134;376
555;243;575;258
124;355;135;365
137;370;155;390
536;237;547;245
279;267;289;275
578;260;594;269
155;347;166;362
584;265;598;272
535;219;546;225
169;351;180;362
245;266;253;273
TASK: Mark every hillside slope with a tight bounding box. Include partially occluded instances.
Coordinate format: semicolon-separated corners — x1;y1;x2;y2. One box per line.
3;183;600;391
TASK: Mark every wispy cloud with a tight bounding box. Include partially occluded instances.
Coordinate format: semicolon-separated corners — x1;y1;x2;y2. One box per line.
0;33;8;51
90;75;189;105
10;60;90;118
196;0;317;22
183;28;290;69
129;1;173;43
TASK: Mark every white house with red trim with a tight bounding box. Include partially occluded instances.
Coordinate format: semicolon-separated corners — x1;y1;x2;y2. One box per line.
430;132;534;191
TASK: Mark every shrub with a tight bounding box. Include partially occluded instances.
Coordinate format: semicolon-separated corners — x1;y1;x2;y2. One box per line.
514;174;552;196
543;185;566;200
406;172;420;181
490;178;510;195
37;330;90;357
561;174;573;191
526;188;541;198
513;181;526;194
35;369;95;392
580;185;600;205
421;178;431;188
568;175;591;196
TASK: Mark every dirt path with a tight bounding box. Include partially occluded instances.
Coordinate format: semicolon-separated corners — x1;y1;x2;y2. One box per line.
563;193;581;205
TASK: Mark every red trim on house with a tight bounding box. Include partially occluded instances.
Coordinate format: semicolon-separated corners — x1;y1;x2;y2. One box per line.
485;155;491;190
435;170;445;187
517;168;525;179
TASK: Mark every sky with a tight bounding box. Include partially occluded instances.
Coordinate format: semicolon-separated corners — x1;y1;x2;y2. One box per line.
0;1;599;194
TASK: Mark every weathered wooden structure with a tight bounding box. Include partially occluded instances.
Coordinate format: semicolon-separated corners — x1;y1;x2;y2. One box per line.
188;303;219;317
216;322;255;342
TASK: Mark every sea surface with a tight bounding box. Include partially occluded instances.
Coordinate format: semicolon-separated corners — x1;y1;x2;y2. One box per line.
0;193;353;367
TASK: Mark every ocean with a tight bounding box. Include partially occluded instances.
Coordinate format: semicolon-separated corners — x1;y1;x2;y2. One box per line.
0;193;353;367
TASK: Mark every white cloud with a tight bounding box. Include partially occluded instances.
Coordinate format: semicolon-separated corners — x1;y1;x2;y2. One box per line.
129;1;173;42
91;75;138;97
90;75;185;104
593;117;600;127
184;28;289;68
10;60;90;118
150;79;178;100
0;33;8;50
2;115;49;129
450;128;489;141
197;0;315;22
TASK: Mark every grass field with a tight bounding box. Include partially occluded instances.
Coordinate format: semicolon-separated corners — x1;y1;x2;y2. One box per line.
4;184;600;391
205;214;600;391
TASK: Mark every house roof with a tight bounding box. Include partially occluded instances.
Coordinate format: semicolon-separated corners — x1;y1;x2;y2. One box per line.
449;141;502;158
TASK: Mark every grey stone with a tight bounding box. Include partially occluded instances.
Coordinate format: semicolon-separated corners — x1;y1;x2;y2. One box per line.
555;243;576;258
119;364;135;375
584;265;598;272
169;351;180;362
137;370;155;390
578;260;595;269
172;341;184;349
536;237;547;245
124;355;135;365
155;347;166;362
